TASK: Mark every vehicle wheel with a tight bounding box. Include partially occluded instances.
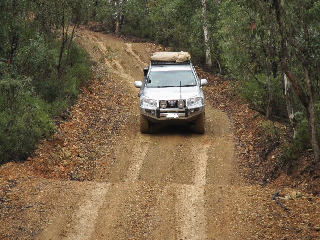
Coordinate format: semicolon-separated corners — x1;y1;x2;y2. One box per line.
194;112;205;134
140;115;150;134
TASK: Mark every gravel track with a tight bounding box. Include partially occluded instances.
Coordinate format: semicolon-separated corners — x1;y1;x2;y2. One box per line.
2;27;318;240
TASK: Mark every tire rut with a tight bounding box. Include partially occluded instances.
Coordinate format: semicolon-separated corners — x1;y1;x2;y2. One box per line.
35;28;261;240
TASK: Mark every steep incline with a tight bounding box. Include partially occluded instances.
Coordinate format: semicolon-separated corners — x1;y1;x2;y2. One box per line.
35;28;259;240
1;27;319;240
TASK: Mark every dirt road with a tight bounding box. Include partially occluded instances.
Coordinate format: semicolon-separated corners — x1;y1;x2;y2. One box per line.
32;28;258;240
2;28;318;240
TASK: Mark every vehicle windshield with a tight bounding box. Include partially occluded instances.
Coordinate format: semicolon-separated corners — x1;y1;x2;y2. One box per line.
146;70;197;88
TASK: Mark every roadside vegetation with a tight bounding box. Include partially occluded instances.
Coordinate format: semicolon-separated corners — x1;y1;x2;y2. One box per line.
0;1;91;163
1;0;319;170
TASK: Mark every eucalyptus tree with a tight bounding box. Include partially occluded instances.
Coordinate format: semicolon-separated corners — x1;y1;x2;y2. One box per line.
121;0;151;37
0;0;35;66
0;0;92;163
272;0;320;161
218;0;320;161
218;1;282;118
30;0;88;75
201;0;212;67
89;0;127;33
146;0;220;66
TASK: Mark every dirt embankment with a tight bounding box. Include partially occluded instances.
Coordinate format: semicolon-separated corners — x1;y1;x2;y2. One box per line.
0;26;319;240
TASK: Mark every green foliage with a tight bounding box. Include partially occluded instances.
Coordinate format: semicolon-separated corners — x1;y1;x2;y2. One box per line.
218;0;319;160
89;0;222;67
280;119;310;172
0;76;54;163
15;36;91;104
50;99;68;117
238;76;267;112
15;36;58;98
0;0;92;163
261;122;279;140
280;102;320;170
90;0;118;31
217;1;252;77
0;42;90;163
120;0;152;38
294;120;311;151
238;74;287;118
58;45;92;103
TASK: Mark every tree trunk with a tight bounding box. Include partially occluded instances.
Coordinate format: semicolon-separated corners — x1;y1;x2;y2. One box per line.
305;67;320;161
282;73;296;138
57;10;67;75
92;1;98;20
201;0;212;67
115;0;121;34
266;75;273;119
273;0;320;161
60;24;77;74
9;0;19;65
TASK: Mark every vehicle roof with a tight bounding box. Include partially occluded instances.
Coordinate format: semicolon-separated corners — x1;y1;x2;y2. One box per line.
150;64;193;72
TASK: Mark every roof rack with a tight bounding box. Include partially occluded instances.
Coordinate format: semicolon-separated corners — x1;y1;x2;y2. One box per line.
151;60;191;66
150;52;191;63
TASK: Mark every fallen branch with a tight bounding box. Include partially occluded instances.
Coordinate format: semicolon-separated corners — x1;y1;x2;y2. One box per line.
272;188;290;211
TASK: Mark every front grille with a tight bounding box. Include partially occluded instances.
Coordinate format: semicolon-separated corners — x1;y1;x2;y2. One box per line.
167;100;177;108
160;100;185;109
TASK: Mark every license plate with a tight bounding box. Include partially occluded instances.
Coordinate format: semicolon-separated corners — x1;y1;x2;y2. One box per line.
166;113;179;119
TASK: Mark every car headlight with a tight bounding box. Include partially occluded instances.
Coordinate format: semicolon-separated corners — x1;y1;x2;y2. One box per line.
187;97;203;108
141;98;157;108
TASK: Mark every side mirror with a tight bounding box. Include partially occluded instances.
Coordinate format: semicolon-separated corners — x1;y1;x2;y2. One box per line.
200;79;208;86
143;67;149;76
134;81;142;88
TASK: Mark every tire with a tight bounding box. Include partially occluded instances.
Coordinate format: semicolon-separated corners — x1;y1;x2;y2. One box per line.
140;115;150;134
194;112;205;134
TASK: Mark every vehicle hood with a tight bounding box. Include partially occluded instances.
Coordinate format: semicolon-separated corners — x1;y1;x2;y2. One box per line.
142;86;202;100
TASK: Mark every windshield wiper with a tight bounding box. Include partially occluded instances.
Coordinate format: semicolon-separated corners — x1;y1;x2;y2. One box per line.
154;84;195;88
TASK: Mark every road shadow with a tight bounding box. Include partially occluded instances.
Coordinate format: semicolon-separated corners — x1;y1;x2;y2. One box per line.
150;123;197;136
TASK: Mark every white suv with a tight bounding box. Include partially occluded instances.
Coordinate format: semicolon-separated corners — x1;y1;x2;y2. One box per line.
134;52;207;134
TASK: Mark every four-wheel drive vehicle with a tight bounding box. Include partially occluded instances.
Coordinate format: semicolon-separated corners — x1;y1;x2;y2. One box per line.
134;52;207;134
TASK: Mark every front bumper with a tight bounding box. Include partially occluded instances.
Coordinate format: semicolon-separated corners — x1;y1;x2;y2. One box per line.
141;106;204;123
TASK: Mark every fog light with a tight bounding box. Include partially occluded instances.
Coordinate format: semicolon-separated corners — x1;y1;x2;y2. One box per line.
160;100;167;108
178;100;185;109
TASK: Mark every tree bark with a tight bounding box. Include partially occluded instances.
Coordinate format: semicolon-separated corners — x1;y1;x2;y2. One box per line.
60;24;77;75
114;0;124;34
266;75;273;119
201;0;212;67
304;67;320;161
282;73;296;138
57;10;66;75
9;0;19;65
